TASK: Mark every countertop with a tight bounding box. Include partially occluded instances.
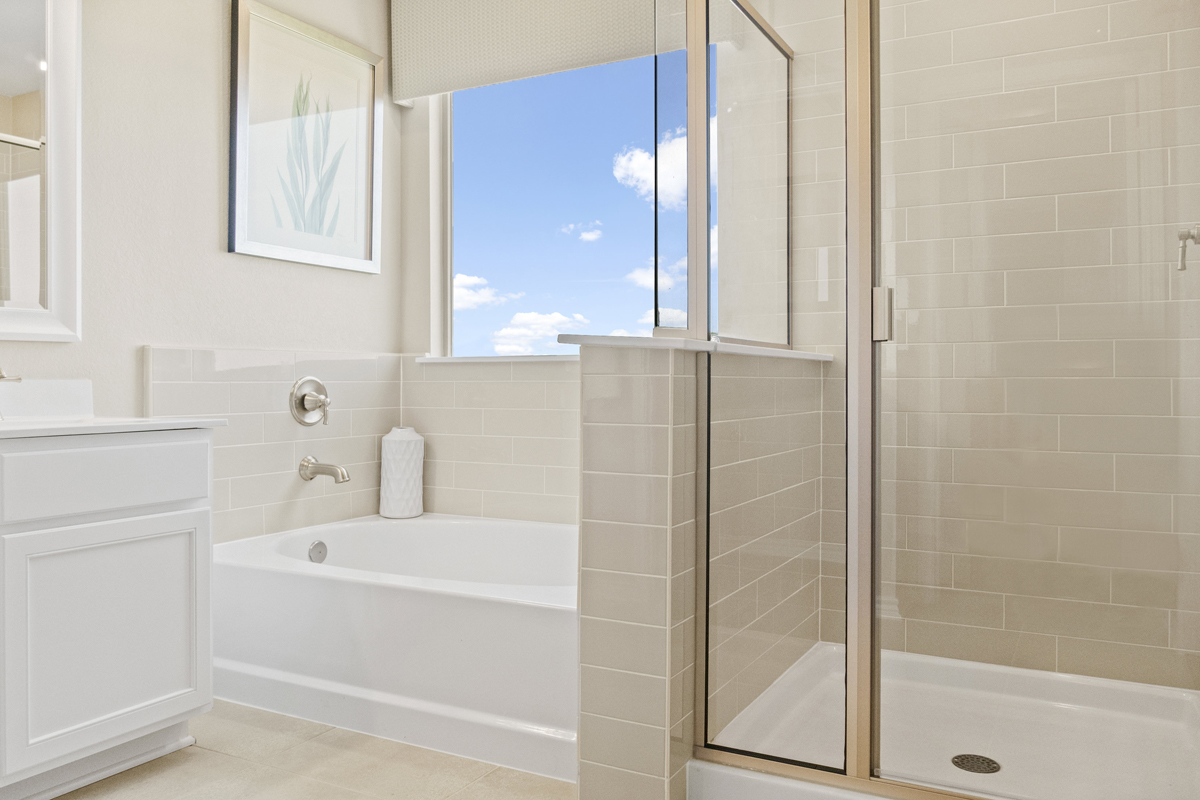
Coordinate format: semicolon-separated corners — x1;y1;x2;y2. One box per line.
0;417;228;439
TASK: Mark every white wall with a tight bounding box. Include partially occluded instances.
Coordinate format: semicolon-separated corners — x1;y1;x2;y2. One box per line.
0;0;417;416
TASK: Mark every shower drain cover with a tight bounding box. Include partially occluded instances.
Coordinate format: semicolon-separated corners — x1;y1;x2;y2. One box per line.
952;754;1001;774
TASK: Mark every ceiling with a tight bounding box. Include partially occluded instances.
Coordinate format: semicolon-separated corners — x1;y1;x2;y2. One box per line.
0;0;45;98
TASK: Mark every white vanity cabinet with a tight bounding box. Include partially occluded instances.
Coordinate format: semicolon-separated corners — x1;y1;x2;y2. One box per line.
0;422;219;800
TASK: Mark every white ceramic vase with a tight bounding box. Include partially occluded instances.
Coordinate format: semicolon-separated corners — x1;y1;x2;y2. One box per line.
379;426;424;519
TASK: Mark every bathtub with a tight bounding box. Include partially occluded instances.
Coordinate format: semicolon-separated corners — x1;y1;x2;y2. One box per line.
211;514;579;781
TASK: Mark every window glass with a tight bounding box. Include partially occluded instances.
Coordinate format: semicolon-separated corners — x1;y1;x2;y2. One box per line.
452;57;663;356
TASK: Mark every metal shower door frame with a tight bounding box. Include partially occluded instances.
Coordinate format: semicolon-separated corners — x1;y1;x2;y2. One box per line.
690;0;990;798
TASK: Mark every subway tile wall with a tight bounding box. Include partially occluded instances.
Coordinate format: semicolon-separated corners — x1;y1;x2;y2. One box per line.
706;352;826;738
401;355;580;524
577;346;696;800
145;348;579;543
713;0;791;346
877;0;1200;689
764;0;851;650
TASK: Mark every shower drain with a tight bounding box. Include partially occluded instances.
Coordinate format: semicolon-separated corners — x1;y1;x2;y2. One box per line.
952;754;1001;774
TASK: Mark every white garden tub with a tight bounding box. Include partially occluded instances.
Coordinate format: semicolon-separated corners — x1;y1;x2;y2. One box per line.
212;514;578;780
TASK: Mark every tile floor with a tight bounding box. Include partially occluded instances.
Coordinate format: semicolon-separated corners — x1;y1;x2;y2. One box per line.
61;701;577;800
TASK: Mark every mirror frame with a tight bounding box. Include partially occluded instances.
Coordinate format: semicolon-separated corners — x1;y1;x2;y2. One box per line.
0;0;81;342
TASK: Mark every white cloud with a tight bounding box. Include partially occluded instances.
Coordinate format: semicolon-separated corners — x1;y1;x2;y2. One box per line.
561;220;603;242
608;328;653;338
613;120;717;210
625;266;665;290
710;225;718;271
624;256;687;291
613;128;688;211
658;131;688;210
710;114;718;187
639;307;687;327
454;274;500;309
491;311;589;356
453;274;523;310
613;146;655;202
661;307;687;326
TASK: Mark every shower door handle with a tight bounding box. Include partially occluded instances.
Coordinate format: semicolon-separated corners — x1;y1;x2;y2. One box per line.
1180;225;1199;271
872;287;894;342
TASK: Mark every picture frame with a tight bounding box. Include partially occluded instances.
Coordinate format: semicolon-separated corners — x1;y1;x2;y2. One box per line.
229;0;383;273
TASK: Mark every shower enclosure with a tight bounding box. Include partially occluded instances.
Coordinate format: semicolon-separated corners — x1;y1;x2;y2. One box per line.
694;1;1200;799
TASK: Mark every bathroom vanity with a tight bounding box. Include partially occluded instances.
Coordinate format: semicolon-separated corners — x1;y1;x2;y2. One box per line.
0;380;222;799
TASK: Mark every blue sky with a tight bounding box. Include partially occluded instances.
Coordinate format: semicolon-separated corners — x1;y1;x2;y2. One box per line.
451;54;688;356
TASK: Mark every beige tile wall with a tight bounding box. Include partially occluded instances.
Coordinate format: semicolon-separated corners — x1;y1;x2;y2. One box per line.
877;0;1200;689
577;345;695;800
713;0;790;345
764;0;850;650
400;356;580;524
706;352;825;738
146;347;580;543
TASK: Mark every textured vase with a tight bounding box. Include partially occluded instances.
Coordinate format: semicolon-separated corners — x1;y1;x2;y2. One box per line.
379;426;424;519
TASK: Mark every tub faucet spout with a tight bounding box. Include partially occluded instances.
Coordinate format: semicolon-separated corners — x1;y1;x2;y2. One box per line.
299;456;350;484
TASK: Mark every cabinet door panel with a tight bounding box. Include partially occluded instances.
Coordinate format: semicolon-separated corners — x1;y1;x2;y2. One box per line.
3;510;211;776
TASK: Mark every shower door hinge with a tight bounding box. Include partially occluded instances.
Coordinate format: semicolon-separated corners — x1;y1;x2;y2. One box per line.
872;286;893;342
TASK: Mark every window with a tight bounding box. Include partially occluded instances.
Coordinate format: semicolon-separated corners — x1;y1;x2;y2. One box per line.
425;0;790;357
450;55;689;357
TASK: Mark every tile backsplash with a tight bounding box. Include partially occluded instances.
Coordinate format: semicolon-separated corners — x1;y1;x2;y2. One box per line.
400;356;580;524
145;347;579;543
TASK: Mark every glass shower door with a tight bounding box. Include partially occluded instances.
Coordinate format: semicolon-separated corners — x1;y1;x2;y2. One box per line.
703;0;848;771
875;3;1200;798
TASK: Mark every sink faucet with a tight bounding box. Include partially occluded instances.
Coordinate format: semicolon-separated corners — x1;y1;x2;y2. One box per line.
298;456;350;484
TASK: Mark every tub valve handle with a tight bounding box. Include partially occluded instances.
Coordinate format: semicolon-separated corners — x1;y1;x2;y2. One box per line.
290;376;332;426
302;391;331;425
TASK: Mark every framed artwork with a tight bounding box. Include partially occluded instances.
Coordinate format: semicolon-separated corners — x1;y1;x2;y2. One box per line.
229;0;383;273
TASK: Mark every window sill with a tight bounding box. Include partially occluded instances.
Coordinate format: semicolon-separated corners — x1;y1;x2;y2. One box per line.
556;335;834;362
415;354;580;364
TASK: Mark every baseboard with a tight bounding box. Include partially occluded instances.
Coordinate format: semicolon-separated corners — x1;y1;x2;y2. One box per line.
0;725;193;800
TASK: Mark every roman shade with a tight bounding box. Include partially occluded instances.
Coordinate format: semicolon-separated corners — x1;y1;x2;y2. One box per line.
391;0;669;103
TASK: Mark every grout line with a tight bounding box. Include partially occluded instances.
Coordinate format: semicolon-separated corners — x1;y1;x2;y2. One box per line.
441;764;503;800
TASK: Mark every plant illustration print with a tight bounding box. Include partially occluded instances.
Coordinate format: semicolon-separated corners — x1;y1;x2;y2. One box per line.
272;76;346;236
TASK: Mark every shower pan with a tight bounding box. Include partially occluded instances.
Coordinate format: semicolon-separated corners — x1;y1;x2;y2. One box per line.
692;0;1200;799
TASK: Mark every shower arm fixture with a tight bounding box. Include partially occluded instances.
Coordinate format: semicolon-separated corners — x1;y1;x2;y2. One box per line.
1179;225;1199;271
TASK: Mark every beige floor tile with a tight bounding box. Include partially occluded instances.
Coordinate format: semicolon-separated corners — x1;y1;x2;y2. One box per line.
261;728;494;799
185;762;376;800
447;767;577;800
59;747;255;800
188;700;333;762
